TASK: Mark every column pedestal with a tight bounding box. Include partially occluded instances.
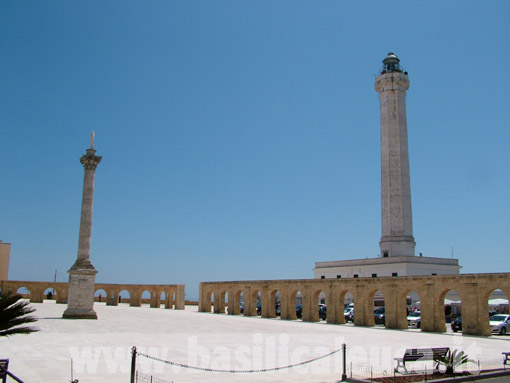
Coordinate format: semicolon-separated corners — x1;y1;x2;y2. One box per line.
63;268;98;319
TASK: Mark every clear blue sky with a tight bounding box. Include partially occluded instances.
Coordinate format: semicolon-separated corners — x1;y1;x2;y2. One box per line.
1;2;509;300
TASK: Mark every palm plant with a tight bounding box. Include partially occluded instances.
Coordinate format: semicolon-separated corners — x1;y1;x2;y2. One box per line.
434;349;473;375
0;292;39;337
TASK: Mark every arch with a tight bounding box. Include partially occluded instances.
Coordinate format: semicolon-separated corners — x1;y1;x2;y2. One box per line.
94;289;107;303
437;288;462;333
401;289;422;331
163;289;173;309
147;289;159;308
141;290;151;307
210;291;215;313
486;288;509;336
278;288;290;319
16;286;30;297
247;290;261;317
165;288;176;309
487;289;509;315
171;289;177;308
160;291;166;308
43;287;56;301
344;291;354;305
338;289;354;325
256;290;262;316
118;289;131;305
274;290;281;317
289;290;302;320
365;288;382;327
233;289;243;316
217;290;227;314
311;289;325;322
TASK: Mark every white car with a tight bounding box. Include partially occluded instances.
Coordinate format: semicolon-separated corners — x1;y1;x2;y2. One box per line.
344;307;354;322
489;314;510;335
407;311;421;329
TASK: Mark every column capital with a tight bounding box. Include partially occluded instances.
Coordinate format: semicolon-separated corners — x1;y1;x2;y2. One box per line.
80;149;102;170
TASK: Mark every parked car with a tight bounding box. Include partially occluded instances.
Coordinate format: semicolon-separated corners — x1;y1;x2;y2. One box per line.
489;314;510;335
319;304;327;320
344;307;354;322
451;316;462;332
407;311;421;328
374;307;385;325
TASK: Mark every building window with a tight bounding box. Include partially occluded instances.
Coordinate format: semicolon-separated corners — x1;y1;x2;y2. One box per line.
337;275;341;279
353;274;359;278
392;272;398;277
372;273;377;278
383;252;389;257
320;276;325;279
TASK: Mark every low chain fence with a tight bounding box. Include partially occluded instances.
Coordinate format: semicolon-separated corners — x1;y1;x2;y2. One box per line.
130;345;509;383
131;345;345;383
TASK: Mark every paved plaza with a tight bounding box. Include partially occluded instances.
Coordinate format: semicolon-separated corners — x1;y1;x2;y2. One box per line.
1;301;509;382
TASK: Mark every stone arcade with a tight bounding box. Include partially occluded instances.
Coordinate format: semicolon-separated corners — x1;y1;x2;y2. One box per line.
1;280;185;309
199;273;510;336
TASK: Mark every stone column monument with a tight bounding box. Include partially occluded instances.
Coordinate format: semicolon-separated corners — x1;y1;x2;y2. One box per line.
63;132;102;319
375;53;416;258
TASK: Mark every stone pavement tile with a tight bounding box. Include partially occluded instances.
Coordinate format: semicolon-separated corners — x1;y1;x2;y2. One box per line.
1;302;508;383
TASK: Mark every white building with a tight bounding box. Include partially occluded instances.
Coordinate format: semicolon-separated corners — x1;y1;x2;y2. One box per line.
314;255;460;280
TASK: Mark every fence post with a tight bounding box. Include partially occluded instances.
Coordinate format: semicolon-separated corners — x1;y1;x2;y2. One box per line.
341;343;347;381
131;346;137;383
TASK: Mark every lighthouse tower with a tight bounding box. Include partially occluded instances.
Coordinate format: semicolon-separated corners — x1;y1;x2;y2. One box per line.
375;52;415;258
313;53;460;281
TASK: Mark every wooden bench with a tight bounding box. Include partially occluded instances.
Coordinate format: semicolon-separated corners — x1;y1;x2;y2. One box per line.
503;352;510;367
394;347;449;374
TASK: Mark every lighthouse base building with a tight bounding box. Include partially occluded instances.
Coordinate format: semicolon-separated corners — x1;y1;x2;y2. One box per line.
314;255;461;280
